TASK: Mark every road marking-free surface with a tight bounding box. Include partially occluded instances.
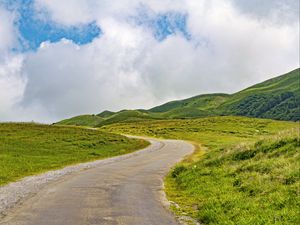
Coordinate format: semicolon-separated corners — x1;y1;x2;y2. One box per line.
0;138;194;225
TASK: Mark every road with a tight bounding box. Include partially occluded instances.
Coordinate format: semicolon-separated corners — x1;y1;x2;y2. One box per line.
0;138;194;225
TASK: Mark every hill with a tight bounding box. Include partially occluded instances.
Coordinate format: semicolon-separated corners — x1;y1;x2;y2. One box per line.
57;114;104;127
220;68;300;121
56;68;299;126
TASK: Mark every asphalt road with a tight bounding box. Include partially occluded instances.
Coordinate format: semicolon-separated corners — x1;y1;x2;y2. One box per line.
0;138;194;225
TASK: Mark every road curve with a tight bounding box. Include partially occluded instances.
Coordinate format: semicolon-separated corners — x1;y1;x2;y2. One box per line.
0;138;194;225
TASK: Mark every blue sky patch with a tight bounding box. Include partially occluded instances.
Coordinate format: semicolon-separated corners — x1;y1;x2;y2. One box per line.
2;0;190;51
152;13;191;41
134;5;191;41
3;0;101;51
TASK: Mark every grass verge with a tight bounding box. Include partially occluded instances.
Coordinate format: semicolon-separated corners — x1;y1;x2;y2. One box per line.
0;123;149;186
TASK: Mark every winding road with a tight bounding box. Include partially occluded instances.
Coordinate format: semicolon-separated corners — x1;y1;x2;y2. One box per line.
0;138;194;225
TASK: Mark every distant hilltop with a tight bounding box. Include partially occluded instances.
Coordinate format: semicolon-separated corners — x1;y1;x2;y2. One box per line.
57;68;300;127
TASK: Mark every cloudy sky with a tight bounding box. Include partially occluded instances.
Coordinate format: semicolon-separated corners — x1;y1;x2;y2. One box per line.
0;0;299;122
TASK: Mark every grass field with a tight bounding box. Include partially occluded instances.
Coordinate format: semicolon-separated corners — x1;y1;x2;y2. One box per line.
0;123;149;186
101;116;299;225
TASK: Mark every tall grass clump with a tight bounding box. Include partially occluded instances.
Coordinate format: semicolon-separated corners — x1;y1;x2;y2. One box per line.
167;128;299;224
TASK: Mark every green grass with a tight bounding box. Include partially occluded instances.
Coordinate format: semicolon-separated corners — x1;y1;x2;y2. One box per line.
0;123;149;186
101;116;296;148
95;109;162;126
100;116;299;225
55;114;104;127
149;93;229;113
166;130;299;225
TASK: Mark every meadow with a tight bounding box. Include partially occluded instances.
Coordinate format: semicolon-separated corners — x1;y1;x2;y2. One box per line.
0;123;149;186
101;116;299;225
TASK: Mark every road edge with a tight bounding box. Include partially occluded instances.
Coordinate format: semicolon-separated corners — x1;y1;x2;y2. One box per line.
0;138;162;218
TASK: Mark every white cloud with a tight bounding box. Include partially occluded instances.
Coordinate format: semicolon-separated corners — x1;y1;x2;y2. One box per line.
0;6;17;54
230;0;299;24
34;0;186;26
0;6;26;121
34;0;94;25
185;1;299;87
0;56;25;118
0;0;299;122
20;23;156;121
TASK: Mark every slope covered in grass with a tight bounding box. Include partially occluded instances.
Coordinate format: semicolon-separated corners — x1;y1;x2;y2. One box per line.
221;68;300;121
153;68;299;121
56;110;161;127
101;116;296;148
150;94;228;112
95;109;161;126
166;130;299;225
57;114;104;127
0;123;149;186
57;68;299;126
100;116;299;224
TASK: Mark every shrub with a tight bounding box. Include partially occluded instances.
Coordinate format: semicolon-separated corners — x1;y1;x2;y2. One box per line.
171;165;187;178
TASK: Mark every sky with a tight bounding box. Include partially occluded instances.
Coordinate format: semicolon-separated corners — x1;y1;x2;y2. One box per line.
0;0;299;123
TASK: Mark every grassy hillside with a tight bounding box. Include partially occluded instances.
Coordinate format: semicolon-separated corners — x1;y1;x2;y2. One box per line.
149;93;229;115
95;109;161;126
0;123;149;186
167;130;299;225
57;114;104;127
100;116;299;224
153;68;299;121
97;110;116;118
57;68;299;126
100;116;296;150
221;68;300;121
56;110;161;127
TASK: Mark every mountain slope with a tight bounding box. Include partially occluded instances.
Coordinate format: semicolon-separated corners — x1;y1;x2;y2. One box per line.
220;68;300;121
56;115;104;127
150;93;229;119
95;110;162;126
56;68;299;126
149;93;229;113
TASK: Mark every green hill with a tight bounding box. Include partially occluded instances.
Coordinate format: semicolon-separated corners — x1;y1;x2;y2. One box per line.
149;93;229;113
95;109;162;126
57;68;299;126
150;93;229;119
57;114;104;127
150;68;299;121
97;110;115;118
220;68;300;121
